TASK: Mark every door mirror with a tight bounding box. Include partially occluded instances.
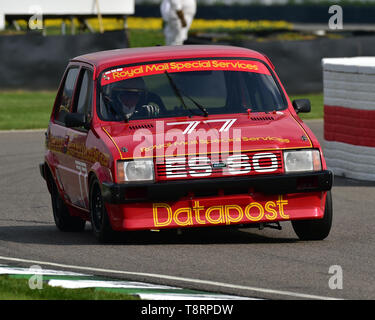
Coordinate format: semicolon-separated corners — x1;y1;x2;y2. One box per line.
292;99;311;113
64;112;89;129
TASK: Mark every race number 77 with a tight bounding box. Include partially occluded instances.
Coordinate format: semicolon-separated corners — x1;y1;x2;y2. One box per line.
166;119;237;134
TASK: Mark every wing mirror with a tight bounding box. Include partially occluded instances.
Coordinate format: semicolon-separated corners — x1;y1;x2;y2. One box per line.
65;113;90;130
292;99;311;114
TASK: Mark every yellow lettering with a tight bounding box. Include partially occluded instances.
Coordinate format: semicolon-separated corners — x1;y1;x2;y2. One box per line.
193;201;206;224
265;201;278;220
112;71;120;79
176;63;184;70
245;202;264;221
203;61;211;68
153;203;172;227
224;205;244;225
205;206;224;224
146;64;165;72
173;207;193;226
151;195;289;228
277;195;289;219
134;66;144;74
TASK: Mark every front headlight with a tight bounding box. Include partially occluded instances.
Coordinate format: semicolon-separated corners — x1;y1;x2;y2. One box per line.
117;160;154;183
283;149;322;173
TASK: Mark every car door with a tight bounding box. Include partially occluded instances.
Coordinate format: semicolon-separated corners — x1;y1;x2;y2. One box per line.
63;67;94;209
48;65;80;205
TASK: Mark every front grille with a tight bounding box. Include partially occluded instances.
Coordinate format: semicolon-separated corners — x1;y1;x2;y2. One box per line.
156;150;283;181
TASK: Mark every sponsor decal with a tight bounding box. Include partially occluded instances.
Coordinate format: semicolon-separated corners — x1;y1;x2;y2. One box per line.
101;59;270;86
48;136;110;166
139;136;290;154
166;119;237;134
152;195;289;227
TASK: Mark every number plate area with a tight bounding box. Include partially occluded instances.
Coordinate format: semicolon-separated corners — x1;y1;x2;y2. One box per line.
156;151;284;181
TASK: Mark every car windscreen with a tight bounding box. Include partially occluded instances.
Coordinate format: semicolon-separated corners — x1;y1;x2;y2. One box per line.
98;59;287;122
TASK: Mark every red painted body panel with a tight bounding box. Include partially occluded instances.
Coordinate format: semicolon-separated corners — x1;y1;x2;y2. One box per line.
101;112;314;162
106;192;326;231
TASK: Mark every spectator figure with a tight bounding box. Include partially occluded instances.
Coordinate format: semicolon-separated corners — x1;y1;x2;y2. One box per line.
161;0;196;46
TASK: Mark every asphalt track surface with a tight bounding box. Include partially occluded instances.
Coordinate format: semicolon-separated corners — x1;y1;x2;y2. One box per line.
0;120;374;300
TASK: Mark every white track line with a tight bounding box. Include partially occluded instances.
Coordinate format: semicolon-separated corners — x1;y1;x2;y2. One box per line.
0;255;341;300
0;265;251;300
0;129;46;133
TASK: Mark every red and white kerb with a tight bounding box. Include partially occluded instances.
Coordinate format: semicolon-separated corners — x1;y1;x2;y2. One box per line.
323;57;375;181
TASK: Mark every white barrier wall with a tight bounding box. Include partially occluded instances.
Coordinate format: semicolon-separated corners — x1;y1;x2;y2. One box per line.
323;57;375;181
0;0;135;29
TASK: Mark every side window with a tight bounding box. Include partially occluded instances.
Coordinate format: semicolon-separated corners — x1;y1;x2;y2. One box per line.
74;69;94;120
54;67;79;123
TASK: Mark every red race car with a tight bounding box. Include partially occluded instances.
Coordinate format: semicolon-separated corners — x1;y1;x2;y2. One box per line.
40;45;333;242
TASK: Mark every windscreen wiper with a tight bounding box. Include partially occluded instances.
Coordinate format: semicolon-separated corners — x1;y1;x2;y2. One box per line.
164;71;208;117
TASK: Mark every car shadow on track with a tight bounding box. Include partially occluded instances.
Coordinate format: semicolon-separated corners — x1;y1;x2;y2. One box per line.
115;228;299;246
0;225;96;245
0;224;298;246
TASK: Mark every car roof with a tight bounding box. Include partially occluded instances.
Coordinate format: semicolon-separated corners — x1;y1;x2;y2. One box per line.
71;45;268;75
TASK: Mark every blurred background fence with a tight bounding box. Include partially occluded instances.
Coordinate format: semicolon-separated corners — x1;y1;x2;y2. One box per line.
1;0;375;93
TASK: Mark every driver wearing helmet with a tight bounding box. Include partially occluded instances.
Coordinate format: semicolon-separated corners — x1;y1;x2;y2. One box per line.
110;77;160;121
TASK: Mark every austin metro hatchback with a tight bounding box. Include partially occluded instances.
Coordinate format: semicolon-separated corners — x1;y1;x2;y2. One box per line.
40;45;333;242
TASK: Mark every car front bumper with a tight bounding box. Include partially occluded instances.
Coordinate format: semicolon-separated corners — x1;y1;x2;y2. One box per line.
101;170;333;204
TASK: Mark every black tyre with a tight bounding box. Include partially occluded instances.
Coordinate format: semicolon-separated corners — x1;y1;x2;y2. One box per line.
49;176;86;232
292;191;333;241
89;180;117;242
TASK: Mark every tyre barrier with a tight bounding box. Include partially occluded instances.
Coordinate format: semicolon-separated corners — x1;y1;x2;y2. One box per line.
0;30;129;90
323;57;375;181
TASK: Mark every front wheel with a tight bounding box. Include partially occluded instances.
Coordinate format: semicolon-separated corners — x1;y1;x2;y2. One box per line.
89;180;117;242
292;191;333;241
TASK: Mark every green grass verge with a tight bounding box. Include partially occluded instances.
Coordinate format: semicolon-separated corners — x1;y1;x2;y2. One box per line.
0;91;55;130
0;275;139;300
128;29;165;47
289;93;324;120
0;91;323;130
